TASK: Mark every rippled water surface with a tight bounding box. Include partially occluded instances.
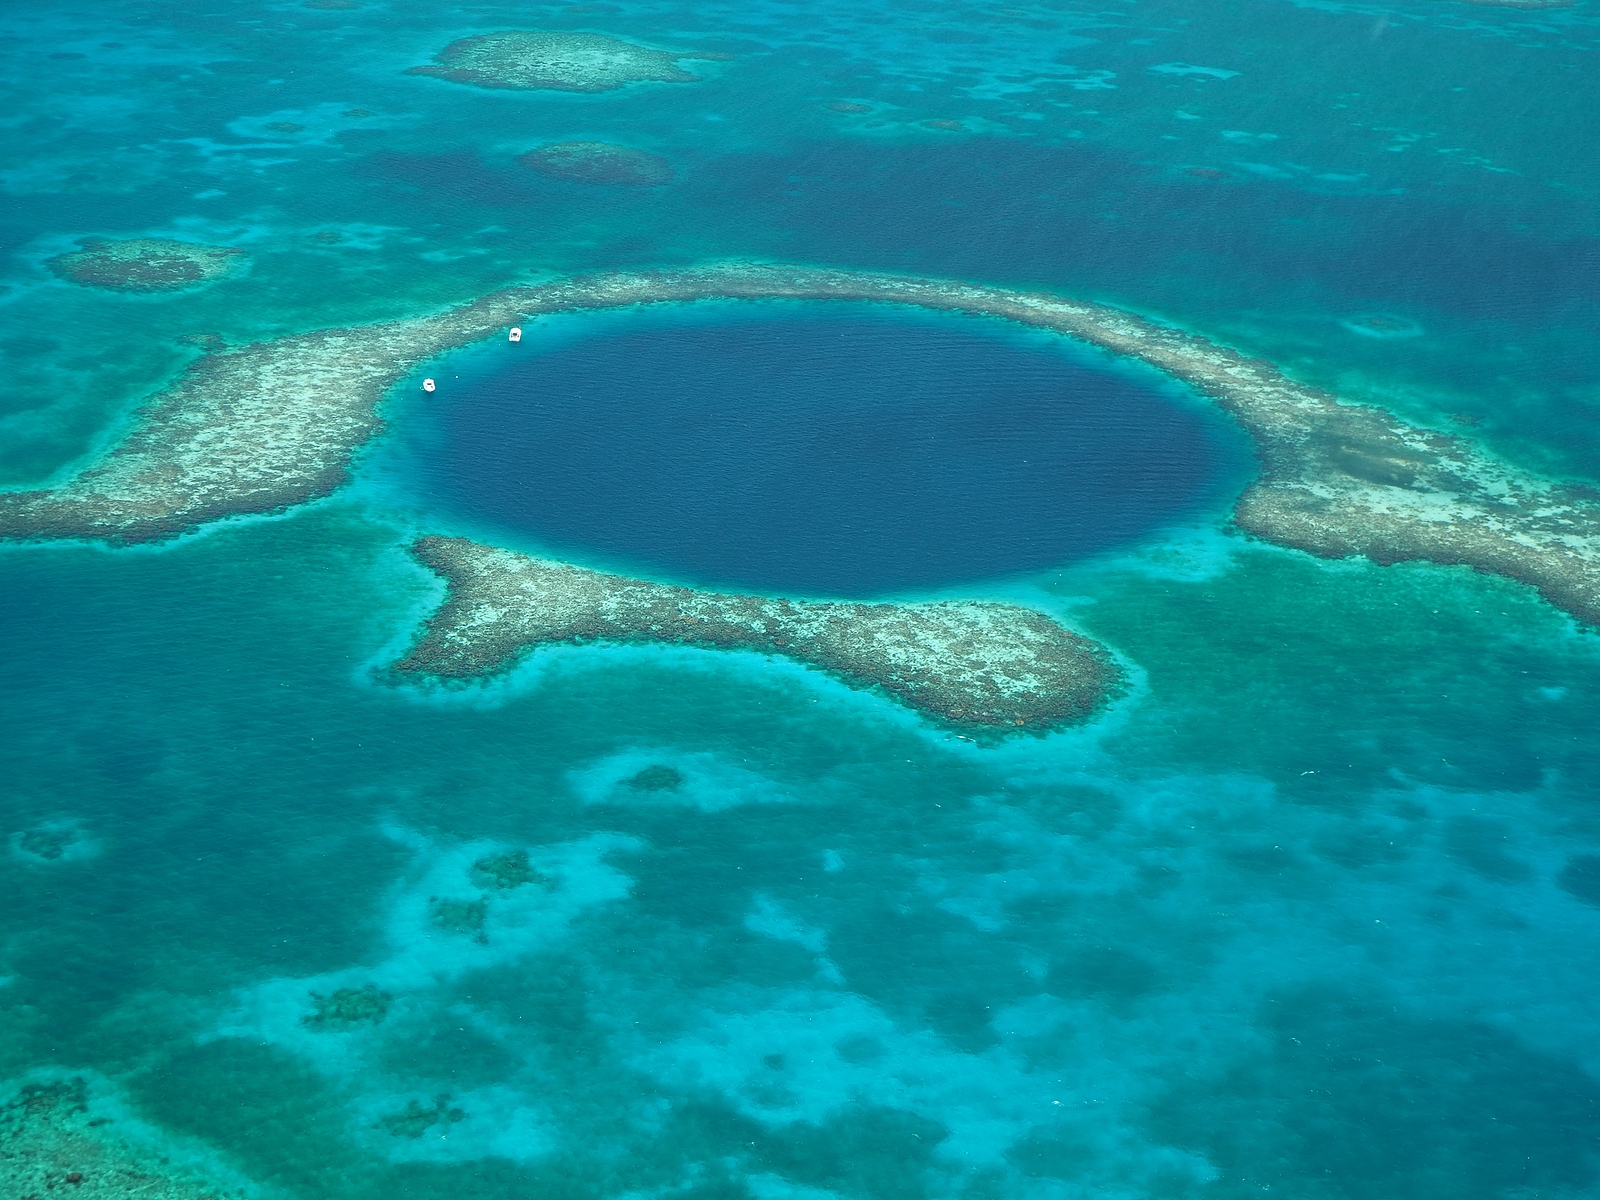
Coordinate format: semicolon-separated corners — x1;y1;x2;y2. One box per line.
3;0;1599;1197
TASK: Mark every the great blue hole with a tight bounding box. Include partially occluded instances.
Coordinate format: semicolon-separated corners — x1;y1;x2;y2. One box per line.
400;302;1247;598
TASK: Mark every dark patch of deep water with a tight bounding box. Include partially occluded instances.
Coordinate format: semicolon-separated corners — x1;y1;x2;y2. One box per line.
395;304;1247;596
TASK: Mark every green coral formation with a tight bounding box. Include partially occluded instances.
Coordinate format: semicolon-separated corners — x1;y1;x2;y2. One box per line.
406;31;714;93
392;537;1121;734
472;849;543;890
0;1079;237;1199
626;765;685;793
48;238;243;293
302;984;391;1029
518;141;673;186
429;897;488;942
17;826;76;861
378;1094;468;1139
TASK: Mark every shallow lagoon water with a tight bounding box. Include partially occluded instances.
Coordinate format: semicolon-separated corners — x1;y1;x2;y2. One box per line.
392;303;1247;596
3;0;1600;1197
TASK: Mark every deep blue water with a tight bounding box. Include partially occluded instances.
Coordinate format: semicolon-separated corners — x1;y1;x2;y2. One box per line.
405;306;1244;595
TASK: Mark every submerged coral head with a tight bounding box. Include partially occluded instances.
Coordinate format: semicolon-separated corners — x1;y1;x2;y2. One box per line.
473;848;543;890
627;764;684;793
518;141;673;186
406;30;713;93
49;238;243;293
303;983;392;1028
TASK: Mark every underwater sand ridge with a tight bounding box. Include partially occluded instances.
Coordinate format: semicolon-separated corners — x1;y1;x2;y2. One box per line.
518;140;674;186
2;263;1597;726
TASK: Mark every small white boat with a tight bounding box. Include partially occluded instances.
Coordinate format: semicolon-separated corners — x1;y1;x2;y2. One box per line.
422;378;436;393
508;326;522;343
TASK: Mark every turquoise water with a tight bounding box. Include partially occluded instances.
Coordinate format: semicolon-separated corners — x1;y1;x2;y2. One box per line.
4;0;1600;1196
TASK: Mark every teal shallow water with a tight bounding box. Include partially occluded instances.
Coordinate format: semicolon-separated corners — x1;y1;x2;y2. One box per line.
5;514;1600;1197
3;0;1600;1196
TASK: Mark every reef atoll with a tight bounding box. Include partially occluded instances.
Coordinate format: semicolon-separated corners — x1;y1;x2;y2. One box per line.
0;1078;234;1200
406;30;719;93
5;262;1600;721
392;537;1118;732
49;238;243;293
518;141;673;186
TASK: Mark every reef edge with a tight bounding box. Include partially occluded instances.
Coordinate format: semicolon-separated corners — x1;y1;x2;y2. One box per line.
392;536;1123;734
3;262;1599;632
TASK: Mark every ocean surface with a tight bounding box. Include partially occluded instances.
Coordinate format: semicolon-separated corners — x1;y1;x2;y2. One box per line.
381;303;1246;595
3;0;1600;1198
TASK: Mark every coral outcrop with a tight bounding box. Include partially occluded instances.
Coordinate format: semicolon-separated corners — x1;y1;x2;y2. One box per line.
627;765;684;792
429;897;487;942
49;238;243;293
17;826;75;860
391;537;1121;733
406;31;718;93
303;984;391;1028
472;849;543;890
378;1095;467;1139
518;141;673;186
0;1079;235;1199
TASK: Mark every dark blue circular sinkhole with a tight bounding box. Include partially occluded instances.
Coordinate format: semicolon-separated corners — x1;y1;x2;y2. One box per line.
404;303;1246;598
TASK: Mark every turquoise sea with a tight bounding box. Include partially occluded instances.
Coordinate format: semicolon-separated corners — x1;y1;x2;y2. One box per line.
4;0;1600;1197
